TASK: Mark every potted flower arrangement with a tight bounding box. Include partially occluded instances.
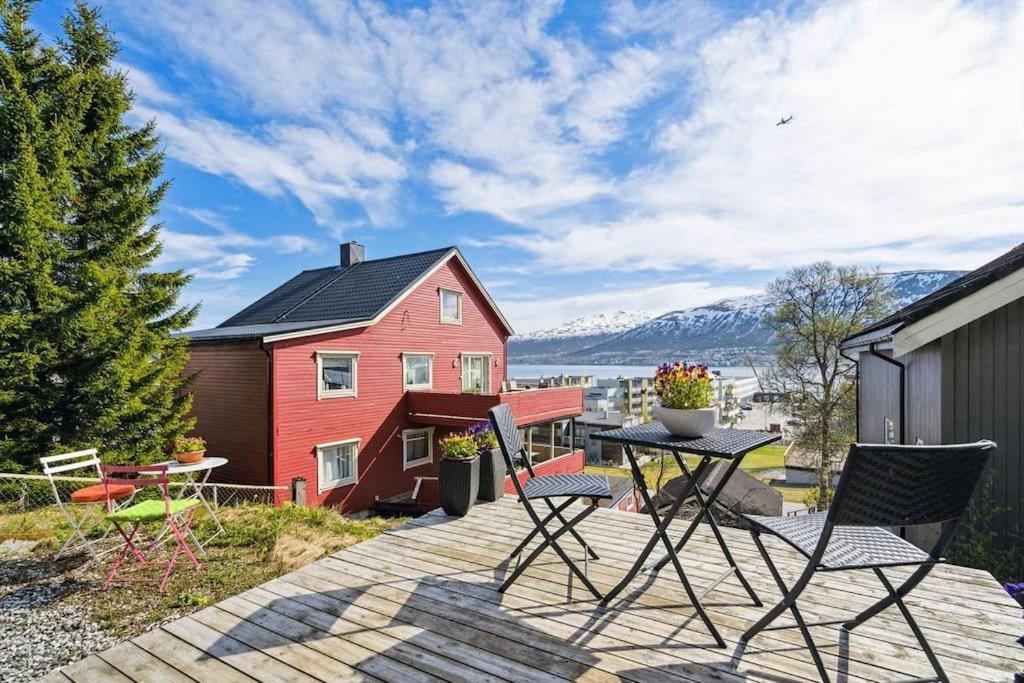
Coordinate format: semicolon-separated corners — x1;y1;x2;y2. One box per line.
438;432;480;516
173;436;207;464
653;362;717;437
469;422;504;502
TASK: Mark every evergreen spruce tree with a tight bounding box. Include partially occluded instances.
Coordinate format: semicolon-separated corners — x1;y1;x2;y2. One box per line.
0;0;197;470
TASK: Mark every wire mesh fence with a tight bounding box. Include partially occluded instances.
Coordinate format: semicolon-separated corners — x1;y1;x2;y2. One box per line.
0;473;288;513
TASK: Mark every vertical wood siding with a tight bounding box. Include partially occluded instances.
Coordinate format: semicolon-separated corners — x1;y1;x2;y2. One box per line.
941;298;1023;550
182;341;269;486
271;257;511;511
857;342;942;446
858;351;901;443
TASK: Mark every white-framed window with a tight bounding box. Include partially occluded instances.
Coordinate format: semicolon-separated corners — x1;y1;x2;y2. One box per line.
462;353;491;394
402;427;434;470
402;352;433;390
439;288;462;324
316;351;359;399
316;438;359;492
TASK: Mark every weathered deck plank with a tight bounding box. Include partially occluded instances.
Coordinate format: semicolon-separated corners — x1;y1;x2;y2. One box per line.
49;498;1024;682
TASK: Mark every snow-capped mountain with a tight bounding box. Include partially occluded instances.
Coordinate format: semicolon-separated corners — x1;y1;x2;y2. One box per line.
508;270;965;366
509;311;651;360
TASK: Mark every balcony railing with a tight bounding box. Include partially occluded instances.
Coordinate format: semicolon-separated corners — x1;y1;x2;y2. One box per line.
406;385;583;428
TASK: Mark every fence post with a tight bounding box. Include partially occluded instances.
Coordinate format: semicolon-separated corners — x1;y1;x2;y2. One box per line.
213;485;219;509
292;477;306;507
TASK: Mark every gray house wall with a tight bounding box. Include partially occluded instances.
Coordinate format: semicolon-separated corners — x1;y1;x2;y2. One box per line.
857;351;902;443
856;341;942;446
856;341;946;549
941;297;1023;550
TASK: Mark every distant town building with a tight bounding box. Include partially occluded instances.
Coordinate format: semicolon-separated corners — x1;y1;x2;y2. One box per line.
576;410;643;466
511;374;595;389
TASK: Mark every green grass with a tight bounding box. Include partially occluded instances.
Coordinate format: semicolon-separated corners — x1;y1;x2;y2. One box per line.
0;503;406;637
770;485;813;503
585;442;806;503
586;442;788;481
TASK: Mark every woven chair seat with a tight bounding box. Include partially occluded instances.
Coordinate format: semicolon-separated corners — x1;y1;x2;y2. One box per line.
744;512;932;570
521;474;612;500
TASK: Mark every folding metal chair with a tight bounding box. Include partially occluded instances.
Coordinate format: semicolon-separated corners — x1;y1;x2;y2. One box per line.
40;449;136;560
488;403;612;600
101;464;202;593
740;440;996;683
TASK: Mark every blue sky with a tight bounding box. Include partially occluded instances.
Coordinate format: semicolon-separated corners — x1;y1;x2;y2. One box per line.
32;1;1024;332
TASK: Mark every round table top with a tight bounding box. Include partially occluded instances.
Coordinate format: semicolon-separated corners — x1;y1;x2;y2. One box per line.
152;456;228;474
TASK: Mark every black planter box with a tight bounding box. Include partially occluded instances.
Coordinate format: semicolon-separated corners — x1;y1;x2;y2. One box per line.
477;448;506;502
439;456;480;516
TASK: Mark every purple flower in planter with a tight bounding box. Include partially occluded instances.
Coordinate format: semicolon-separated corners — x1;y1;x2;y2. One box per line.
467;421;490;436
1005;582;1024;608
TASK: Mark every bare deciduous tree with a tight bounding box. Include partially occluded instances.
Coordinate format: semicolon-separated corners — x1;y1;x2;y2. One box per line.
765;262;890;506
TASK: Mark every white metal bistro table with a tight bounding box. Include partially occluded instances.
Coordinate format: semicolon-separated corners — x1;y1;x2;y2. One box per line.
150;456;228;547
591;424;780;647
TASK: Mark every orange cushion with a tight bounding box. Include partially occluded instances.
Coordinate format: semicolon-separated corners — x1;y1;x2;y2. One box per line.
70;483;135;504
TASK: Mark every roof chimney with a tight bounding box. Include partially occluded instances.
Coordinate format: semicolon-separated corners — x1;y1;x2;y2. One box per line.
340;241;364;268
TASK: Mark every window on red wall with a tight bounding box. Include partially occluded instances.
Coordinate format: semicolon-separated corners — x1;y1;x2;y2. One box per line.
462;353;491;393
440;288;462;324
317;439;359;492
317;351;359;399
402;353;433;390
402;427;434;469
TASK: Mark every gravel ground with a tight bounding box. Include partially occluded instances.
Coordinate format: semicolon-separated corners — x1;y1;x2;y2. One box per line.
0;542;120;683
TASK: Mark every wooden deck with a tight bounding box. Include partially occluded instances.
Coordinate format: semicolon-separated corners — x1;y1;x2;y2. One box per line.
46;498;1023;682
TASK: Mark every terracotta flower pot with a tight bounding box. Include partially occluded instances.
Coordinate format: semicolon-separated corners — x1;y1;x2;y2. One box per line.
173;449;205;465
657;406;717;438
439;456;480;516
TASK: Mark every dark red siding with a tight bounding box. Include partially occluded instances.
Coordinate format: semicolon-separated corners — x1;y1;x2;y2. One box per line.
183;341;269;486
270;257;510;511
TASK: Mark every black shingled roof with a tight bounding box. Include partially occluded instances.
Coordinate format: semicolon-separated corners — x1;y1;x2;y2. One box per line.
219;246;455;328
844;241;1024;344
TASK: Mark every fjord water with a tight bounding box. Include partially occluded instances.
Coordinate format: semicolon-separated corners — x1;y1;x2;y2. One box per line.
508;364;760;379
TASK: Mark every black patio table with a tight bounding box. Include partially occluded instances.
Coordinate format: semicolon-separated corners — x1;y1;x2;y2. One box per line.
592;423;781;647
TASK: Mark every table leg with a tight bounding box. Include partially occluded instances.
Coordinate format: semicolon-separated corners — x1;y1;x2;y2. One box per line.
649;452;761;606
602;447;726;646
190;469;224;545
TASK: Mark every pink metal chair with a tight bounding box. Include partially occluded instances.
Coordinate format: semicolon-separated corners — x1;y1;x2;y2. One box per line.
100;464;202;593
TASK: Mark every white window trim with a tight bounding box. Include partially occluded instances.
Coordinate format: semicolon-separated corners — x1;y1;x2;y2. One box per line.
316;351;360;399
461;352;493;394
316;438;360;493
439;288;463;325
402;352;434;391
402;427;435;470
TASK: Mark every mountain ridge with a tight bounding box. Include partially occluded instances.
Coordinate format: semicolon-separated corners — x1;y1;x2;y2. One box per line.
509;270;966;366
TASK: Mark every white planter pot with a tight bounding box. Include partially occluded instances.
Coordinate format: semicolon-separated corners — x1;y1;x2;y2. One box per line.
657;406;717;438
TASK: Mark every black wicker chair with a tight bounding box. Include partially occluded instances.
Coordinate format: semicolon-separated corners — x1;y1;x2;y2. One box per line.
740;440;996;683
488;403;612;600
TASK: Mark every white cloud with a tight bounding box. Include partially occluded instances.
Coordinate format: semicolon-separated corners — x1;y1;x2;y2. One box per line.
117;61;178;105
157;224;319;280
114;1;1024;332
114;0;704;226
171;205;229;231
507;1;1024;274
134;105;406;232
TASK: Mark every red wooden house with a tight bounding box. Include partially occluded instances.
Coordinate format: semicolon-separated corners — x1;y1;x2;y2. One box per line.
182;243;585;512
